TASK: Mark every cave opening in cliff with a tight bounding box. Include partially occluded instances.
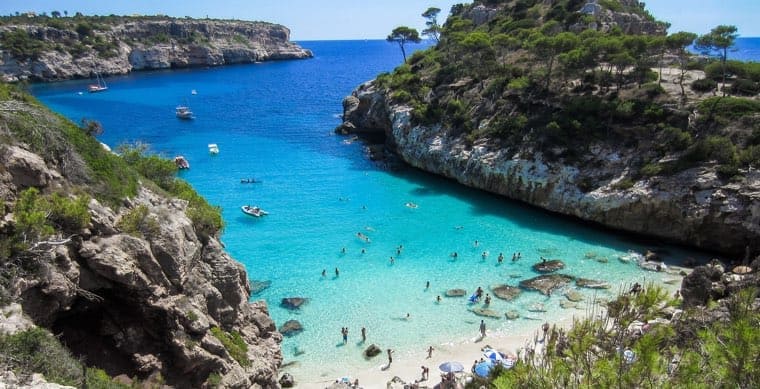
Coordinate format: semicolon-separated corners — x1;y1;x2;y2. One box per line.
51;289;165;380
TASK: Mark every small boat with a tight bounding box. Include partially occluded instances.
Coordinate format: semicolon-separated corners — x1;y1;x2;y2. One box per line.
191;89;197;95
174;156;190;169
240;178;258;184
88;72;108;93
241;205;268;217
176;105;194;119
208;143;219;154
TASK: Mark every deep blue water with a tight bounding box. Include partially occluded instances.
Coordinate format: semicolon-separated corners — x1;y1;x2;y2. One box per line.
29;40;722;382
691;37;760;62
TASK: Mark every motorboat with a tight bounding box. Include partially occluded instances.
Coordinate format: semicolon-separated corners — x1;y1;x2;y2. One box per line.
241;205;268;217
208;143;219;154
88;72;108;93
176;105;194;119
174;156;190;169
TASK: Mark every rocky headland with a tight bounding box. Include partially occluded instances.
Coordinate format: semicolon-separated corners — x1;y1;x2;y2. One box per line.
0;16;313;82
0;85;281;387
336;0;759;258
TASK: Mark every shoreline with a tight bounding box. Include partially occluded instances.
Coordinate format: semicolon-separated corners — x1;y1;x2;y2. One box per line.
287;315;574;388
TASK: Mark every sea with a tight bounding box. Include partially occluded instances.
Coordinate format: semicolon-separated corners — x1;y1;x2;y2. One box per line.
29;38;758;383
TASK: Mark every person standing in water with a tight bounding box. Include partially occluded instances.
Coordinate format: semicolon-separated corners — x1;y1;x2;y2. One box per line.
335;267;340;277
361;327;367;342
387;349;394;366
480;320;486;338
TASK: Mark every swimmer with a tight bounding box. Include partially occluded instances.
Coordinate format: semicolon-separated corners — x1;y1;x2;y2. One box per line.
425;281;430;289
436;295;442;303
341;247;346;254
455;226;464;230
390;256;395;265
498;253;504;264
322;269;326;277
335;267;340;277
451;252;458;258
482;251;488;260
361;248;366;254
474;240;479;247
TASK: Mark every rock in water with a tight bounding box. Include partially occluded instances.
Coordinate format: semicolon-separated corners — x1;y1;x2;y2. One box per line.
364;344;382;358
576;278;611;289
250;279;271;295
519;274;574;295
279;373;295;388
531;259;565;273
470;308;502;318
281;297;308;310
505;310;520;320
491;284;521;301
279;320;304;337
445;288;467;297
564;290;584;302
560;300;578;309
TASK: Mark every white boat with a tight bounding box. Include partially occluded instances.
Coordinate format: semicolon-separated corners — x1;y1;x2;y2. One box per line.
208;143;219;154
242;205;268;217
176;105;194;119
88;73;108;93
191;89;198;95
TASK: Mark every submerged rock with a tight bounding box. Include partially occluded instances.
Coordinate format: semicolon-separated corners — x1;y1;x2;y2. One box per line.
532;259;565;273
505;310;520;320
250;279;271;295
491;284;521;301
470;308;502;318
564;289;585;302
364;344;382;358
279;320;304;337
560;300;579;309
576;278;611;289
281;297;308;310
445;288;467;297
519;274;575;295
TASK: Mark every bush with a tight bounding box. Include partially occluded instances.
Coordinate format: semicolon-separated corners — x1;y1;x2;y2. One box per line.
117;204;159;237
698;96;760;120
0;327;83;386
729;79;760;96
209;327;250;367
85;368;131;389
0;28;48;60
47;193;91;232
691;78;717;93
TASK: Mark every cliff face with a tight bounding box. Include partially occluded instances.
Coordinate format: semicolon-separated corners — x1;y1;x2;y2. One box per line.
339;82;760;256
0;114;281;386
0;18;312;82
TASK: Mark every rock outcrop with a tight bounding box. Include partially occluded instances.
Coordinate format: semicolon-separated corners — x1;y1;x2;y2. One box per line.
337;81;760;257
0;17;312;82
0;140;282;387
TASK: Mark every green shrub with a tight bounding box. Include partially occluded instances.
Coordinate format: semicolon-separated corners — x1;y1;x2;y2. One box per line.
117;204;159;237
209;327;250;367
691;78;717;93
206;373;222;388
660;126;693;151
698;96;760;120
47;192;91;232
391;90;413;103
0;28;48;60
85;368;130;389
13;188;55;244
169;180;224;237
0;327;83;386
640;162;662;177
612;177;635;190
729;79;760;96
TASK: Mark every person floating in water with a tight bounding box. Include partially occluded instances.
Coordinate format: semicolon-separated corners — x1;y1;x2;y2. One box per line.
481;251;488;260
451;252;458;258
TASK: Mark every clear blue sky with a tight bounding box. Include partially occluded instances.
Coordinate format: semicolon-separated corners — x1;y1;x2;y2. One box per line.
0;1;757;40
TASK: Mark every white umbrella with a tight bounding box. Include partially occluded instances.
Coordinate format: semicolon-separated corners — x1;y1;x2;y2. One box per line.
483;349;504;362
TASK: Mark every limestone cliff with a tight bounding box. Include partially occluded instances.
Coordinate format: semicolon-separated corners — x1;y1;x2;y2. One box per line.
338;81;759;257
0;90;281;387
0;16;312;82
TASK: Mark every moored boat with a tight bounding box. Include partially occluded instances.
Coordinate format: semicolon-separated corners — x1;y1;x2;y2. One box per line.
176;105;194;119
88;72;108;93
242;205;268;217
208;143;219;154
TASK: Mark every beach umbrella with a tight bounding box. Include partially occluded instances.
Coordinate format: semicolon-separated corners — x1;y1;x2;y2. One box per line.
439;361;465;373
474;359;493;378
483;349;504;362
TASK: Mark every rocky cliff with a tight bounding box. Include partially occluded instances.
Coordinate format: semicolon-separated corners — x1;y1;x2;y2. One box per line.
0;17;312;82
0;90;281;387
338;81;760;257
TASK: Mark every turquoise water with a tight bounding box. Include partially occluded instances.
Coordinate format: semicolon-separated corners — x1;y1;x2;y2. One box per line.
30;40;715;381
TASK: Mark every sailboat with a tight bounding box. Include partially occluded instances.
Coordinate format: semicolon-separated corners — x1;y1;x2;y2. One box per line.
88;72;108;93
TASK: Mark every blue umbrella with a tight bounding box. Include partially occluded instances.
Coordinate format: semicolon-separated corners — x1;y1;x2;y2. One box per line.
439;361;465;373
474;359;494;377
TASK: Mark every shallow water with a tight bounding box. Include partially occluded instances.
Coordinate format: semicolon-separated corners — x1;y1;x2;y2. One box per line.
31;40;711;381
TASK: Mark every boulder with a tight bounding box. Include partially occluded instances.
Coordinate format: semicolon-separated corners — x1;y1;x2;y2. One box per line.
364;343;382;358
505;310;520;320
680;265;723;307
279;373;295;388
491;284;521;301
281;297;308;310
445;288;467;297
532;259;565;273
470;308;501;318
560;300;578;309
278;320;303;337
519;274;574;295
576;278;611;289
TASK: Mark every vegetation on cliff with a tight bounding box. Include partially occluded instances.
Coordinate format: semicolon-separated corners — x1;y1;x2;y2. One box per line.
376;0;759;182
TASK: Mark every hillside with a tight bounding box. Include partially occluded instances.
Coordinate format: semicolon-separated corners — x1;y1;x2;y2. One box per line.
0;14;313;81
0;83;282;388
338;0;760;257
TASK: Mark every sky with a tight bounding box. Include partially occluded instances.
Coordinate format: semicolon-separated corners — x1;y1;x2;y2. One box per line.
0;1;757;40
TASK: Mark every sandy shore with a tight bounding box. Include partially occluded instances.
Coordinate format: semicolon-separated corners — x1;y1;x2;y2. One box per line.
292;313;582;389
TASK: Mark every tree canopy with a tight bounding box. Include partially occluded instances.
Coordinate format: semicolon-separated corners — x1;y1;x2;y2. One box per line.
696;25;738;95
386;26;421;63
421;7;442;43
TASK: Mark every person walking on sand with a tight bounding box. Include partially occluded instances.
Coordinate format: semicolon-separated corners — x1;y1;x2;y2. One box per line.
361;327;366;342
542;322;550;340
427;345;434;358
480;319;486;338
387;348;394;366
